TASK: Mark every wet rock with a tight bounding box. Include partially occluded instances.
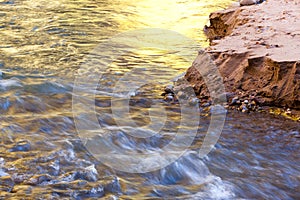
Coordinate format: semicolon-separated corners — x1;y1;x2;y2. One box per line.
285;108;292;115
0;97;10;111
46;161;60;176
0;169;8;177
25;174;52;185
10;140;31;152
73;165;99;182
12;173;32;184
102;176;122;194
225;92;235;99
164;94;174;102
202;102;211;107
51;180;105;198
230;96;239;105
240;0;258;6
0;175;14;192
0;158;8;177
2;0;15;5
241;104;249;113
257;106;263;111
250;100;256;106
164;85;174;94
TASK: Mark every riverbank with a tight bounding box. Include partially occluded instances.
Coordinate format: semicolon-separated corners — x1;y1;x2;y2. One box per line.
183;0;300;120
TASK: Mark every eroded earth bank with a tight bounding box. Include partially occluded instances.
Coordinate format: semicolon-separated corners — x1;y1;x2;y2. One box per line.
183;0;300;116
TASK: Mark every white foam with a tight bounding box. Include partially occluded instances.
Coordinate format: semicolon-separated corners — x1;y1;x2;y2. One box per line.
0;157;8;177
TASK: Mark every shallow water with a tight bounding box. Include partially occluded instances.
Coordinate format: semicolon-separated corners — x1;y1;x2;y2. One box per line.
0;0;300;199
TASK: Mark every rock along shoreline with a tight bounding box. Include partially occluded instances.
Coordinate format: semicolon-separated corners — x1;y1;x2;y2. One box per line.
177;0;300;120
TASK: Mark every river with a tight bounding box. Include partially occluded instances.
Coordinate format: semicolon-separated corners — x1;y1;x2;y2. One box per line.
0;0;299;199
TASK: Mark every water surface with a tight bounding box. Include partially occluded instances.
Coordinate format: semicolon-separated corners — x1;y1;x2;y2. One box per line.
0;0;299;199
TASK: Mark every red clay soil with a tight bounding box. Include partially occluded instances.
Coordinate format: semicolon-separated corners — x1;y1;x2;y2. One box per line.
185;0;300;109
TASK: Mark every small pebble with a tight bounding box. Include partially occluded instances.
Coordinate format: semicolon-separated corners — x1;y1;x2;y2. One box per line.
231;96;239;105
241;104;249;113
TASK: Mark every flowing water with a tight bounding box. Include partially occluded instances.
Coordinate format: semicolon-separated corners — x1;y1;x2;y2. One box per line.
0;0;299;199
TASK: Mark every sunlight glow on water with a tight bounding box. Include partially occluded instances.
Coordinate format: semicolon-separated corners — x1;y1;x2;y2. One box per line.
7;1;300;200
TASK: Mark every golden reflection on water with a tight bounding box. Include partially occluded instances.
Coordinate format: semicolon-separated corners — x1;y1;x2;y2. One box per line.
0;0;235;75
117;0;235;46
104;0;235;75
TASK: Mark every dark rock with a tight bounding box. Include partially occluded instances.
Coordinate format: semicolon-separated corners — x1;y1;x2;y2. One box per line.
102;176;121;194
225;92;236;99
164;85;174;94
164;94;174;102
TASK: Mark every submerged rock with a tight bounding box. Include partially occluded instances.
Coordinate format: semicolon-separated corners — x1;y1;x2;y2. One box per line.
0;175;14;192
9;140;31;152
